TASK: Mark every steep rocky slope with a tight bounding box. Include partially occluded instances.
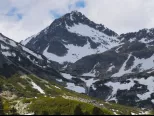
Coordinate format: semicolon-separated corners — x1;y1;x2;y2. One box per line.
0;33;67;81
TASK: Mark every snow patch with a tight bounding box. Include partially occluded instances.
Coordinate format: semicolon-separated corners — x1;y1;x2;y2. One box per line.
115;45;122;53
2;51;15;57
107;64;115;72
21;45;43;60
54;86;61;90
25;113;34;115
21;37;33;46
151;99;154;104
82;72;95;77
112;54;132;77
82;62;100;77
134;76;154;100
31;82;45;94
112;54;154;77
1;44;9;50
66;23;119;48
61;73;73;80
129;38;136;42
81;78;98;87
43;41;106;63
106;76;154;101
139;38;154;43
105;79;135;101
56;79;63;82
147;70;154;74
131;112;137;115
66;83;85;93
0;35;17;47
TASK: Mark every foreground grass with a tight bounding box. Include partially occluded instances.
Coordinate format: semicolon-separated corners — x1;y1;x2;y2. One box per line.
28;96;113;115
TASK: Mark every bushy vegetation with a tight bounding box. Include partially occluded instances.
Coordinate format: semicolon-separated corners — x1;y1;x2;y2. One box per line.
0;98;4;115
28;96;113;115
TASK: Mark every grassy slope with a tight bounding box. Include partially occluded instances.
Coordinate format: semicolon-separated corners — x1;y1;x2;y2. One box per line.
28;97;113;115
0;74;152;115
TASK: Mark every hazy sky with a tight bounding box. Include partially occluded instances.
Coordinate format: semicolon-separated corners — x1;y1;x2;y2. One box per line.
0;0;154;42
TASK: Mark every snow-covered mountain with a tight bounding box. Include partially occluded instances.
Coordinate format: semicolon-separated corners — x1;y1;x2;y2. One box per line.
21;11;119;64
17;11;154;108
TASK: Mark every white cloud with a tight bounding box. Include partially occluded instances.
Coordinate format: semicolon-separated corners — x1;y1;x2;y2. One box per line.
0;0;154;42
0;0;80;42
82;0;154;34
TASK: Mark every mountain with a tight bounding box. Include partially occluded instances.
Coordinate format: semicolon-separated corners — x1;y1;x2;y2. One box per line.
18;11;154;109
21;11;119;64
0;34;150;115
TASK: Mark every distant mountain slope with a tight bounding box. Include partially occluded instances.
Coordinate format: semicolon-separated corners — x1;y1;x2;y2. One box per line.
0;33;65;81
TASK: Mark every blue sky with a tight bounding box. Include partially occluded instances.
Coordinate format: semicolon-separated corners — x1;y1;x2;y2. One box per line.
50;0;86;19
75;0;85;8
6;7;23;20
50;10;62;19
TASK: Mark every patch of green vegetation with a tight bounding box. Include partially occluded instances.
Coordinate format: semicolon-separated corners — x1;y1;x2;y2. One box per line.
2;99;11;115
0;74;42;98
149;110;154;115
28;96;113;115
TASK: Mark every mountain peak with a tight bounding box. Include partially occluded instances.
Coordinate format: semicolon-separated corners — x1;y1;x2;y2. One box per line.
60;10;87;22
70;10;82;16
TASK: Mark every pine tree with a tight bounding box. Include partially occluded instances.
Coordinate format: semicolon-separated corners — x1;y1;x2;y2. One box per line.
92;107;103;115
74;105;83;115
0;98;3;115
